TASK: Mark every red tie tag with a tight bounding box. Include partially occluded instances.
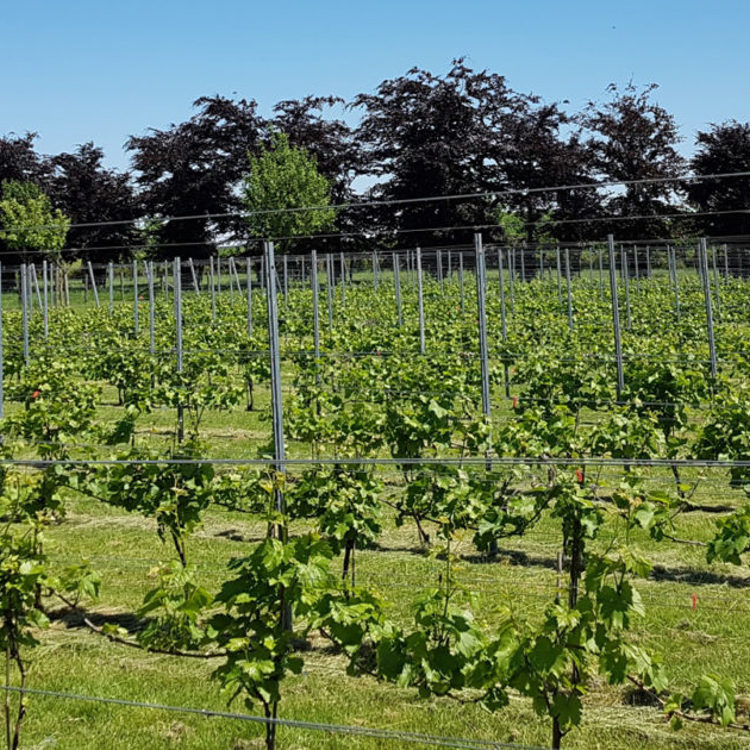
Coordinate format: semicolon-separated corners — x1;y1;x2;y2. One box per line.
692;593;698;611
576;469;584;484
512;396;518;409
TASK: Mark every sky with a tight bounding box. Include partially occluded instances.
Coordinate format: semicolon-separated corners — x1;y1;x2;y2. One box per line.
3;0;750;171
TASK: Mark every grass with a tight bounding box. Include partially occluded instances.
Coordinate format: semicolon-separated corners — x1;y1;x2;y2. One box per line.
6;269;750;749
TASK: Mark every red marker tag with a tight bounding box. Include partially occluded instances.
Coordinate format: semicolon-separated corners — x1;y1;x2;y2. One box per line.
692;593;698;611
576;469;584;484
32;390;40;399
512;396;518;409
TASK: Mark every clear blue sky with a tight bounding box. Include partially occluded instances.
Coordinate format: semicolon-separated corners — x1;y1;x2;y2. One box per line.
3;0;749;170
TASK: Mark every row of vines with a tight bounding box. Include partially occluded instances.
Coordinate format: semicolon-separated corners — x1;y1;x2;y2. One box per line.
2;255;750;748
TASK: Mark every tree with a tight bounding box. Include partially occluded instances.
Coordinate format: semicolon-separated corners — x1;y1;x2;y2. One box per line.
0;133;49;186
0;180;69;263
352;60;512;247
47;143;141;264
126;96;265;259
688;121;750;238
241;132;336;251
580;83;685;240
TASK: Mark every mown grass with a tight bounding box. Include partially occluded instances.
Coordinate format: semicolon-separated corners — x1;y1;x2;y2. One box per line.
7;269;750;749
5;384;747;750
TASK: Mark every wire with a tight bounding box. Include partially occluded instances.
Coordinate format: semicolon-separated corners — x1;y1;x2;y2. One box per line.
0;687;538;750
4;168;750;236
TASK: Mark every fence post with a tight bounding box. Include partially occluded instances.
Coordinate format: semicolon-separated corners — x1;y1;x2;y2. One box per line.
147;261;155;355
174;258;184;443
340;252;346;305
607;235;624;398
87;261;100;308
633;245;640;292
669;246;681;322
498;247;509;397
264;241;288;551
622;246;632;332
416;247;425;355
311;250;320;360
437;248;443;291
133;260;139;336
283;254;289;305
108;262;114;315
21;263;29;365
700;238;718;379
246;257;253;338
475;235;491;427
188;257;200;295
565;247;574;331
42;259;49;341
711;244;721;321
393;252;402;327
209;256;216;324
459;251;465;313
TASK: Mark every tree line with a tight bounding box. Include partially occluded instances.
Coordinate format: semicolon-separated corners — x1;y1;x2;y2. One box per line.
2;59;750;264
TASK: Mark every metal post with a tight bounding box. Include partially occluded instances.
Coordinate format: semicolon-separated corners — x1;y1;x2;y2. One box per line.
311;250;320;360
700;238;718;379
508;248;515;313
228;258;235;304
724;243;729;278
148;261;155;355
133;260;139;336
108;262;114;315
283;254;289;305
87;261;100;308
174;258;184;442
555;246;562;303
498;247;509;397
31;265;41;309
216;256;221;295
325;253;333;334
711;244;721;321
188;258;200;295
670;246;681;322
622;247;632;331
264;241;287;557
42;259;48;340
393;252;402;327
21;264;29;365
209;256;216;324
607;235;624;398
340;252;346;305
246;257;253;338
598;246;604;299
633;245;640;292
565;247;574;331
459;251;465;313
416;247;425;355
437;248;443;290
475;234;491;424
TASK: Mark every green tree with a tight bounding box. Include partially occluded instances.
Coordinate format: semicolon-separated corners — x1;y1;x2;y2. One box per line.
242;132;336;248
0;180;69;262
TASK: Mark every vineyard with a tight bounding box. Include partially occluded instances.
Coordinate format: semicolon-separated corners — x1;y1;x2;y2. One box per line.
3;238;750;750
